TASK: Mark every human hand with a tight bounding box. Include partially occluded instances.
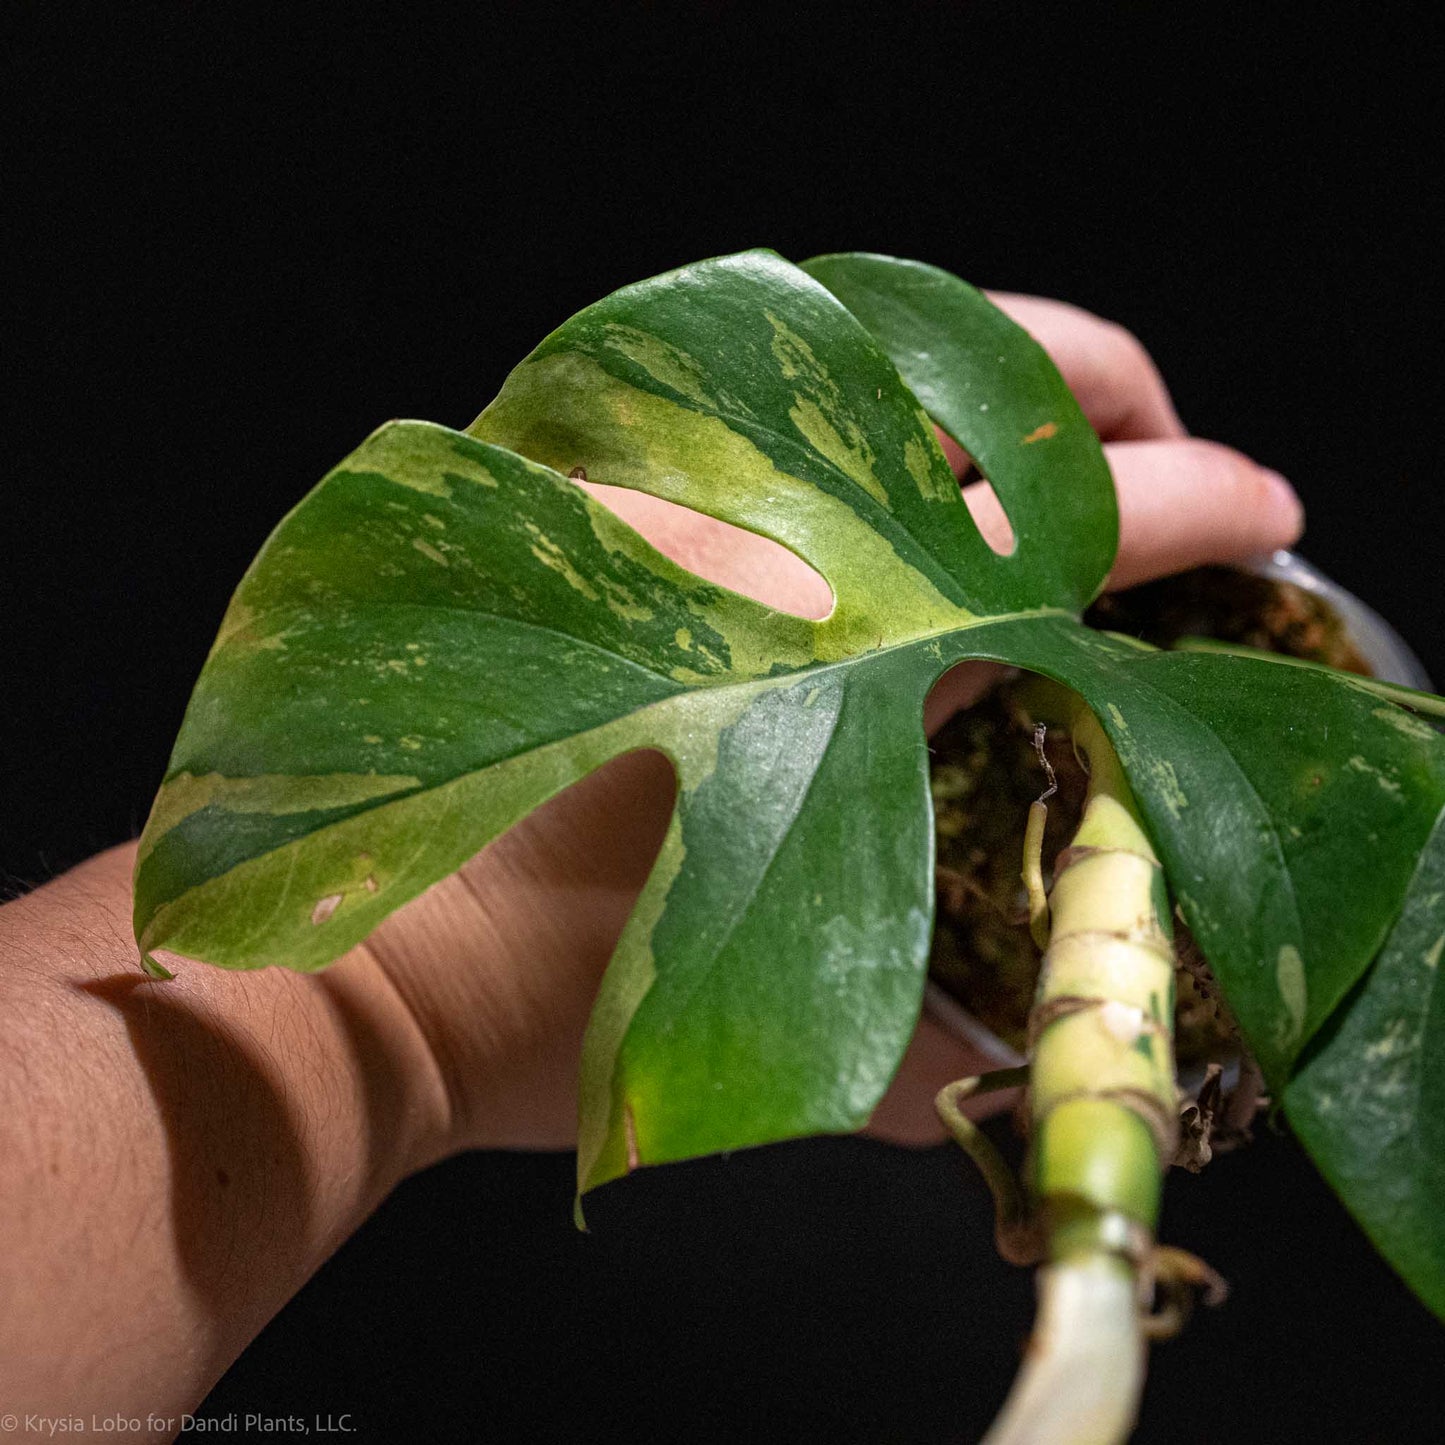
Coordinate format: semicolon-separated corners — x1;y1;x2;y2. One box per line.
348;294;1304;1164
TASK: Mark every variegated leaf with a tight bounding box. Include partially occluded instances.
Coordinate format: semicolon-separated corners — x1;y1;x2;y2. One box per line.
135;252;1445;1318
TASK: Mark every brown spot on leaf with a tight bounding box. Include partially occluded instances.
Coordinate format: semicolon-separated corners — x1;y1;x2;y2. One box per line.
311;893;344;925
364;875;379;894
1021;422;1058;445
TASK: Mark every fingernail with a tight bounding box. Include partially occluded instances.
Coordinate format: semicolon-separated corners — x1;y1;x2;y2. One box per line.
1262;468;1305;534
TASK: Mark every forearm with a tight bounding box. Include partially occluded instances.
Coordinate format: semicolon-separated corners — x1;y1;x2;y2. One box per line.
0;843;449;1432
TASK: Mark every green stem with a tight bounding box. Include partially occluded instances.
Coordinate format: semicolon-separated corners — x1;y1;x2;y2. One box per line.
984;700;1178;1445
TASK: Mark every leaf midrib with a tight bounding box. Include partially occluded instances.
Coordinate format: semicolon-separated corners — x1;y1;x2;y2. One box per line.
1111;647;1312;1061
639;679;855;1042
229;594;1073;694
173;608;1072;911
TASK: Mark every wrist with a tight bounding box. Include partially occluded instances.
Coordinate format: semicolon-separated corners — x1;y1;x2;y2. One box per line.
0;843;450;1415
100;840;451;1188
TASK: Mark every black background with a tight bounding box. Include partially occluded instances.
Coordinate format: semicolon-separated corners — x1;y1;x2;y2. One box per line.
7;5;1445;1441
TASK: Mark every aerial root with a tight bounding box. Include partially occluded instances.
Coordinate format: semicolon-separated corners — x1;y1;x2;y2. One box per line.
935;1069;1043;1266
1023;724;1056;950
1138;1245;1229;1340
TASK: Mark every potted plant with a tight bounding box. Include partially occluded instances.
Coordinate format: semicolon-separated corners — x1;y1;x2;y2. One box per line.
132;250;1445;1443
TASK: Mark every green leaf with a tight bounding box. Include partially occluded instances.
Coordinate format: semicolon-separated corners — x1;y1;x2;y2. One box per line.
134;248;1445;1312
797;253;1445;1089
801;252;1117;612
136;250;1112;1199
473;248;1115;627
1063;644;1445;1087
888;616;1445;1087
1286;806;1445;1318
132;418;834;968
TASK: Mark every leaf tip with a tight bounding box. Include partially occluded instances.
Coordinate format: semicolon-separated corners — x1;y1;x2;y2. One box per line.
140;952;175;982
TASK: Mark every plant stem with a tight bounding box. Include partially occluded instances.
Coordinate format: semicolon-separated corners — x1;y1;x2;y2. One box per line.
985;1254;1145;1445
984;701;1178;1445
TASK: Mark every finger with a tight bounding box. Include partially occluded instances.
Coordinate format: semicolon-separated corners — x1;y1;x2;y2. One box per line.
578;481;834;619
578;428;1302;632
865;1014;1020;1146
986;292;1188;443
1103;438;1304;591
923;659;1000;736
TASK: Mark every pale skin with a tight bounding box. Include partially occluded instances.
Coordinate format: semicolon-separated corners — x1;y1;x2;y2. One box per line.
0;296;1303;1437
